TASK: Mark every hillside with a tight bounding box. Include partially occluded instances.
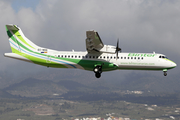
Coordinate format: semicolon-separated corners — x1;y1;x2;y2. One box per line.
0;89;16;98
31;69;180;93
1;69;180;98
4;78;80;97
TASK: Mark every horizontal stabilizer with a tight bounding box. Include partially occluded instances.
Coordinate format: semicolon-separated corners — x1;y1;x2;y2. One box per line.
4;53;32;63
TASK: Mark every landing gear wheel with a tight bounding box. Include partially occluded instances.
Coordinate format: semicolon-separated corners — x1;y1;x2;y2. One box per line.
95;73;101;78
164;71;167;76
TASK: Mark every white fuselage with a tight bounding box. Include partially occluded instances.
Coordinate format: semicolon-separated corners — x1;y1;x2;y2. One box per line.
42;49;176;71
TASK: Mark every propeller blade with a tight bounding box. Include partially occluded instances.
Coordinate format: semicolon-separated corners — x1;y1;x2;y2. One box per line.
117;39;119;49
116;50;118;60
116;39;121;60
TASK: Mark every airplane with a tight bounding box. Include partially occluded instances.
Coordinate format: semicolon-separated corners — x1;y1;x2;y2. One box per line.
4;24;177;78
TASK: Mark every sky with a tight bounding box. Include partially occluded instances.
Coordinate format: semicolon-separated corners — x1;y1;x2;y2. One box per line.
11;0;40;12
0;0;179;80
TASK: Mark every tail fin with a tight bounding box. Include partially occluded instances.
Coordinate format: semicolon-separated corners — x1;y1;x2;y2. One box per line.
6;24;39;53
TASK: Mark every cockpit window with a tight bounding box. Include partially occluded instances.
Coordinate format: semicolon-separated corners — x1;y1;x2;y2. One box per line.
159;55;168;59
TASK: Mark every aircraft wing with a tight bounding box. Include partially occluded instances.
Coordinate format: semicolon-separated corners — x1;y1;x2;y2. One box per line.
86;31;104;53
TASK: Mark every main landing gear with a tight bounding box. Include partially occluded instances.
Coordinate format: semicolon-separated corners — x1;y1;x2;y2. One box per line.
93;65;102;78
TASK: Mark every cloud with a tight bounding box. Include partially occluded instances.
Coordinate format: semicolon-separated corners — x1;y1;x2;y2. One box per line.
0;0;179;76
35;0;180;53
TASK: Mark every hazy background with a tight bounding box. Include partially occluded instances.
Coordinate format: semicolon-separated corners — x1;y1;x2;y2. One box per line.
0;0;179;83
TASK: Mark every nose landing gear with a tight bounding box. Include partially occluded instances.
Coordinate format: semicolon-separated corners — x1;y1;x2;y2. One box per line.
163;71;167;76
163;69;167;76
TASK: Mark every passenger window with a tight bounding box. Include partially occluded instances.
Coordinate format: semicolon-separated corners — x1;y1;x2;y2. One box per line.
138;57;140;59
65;55;67;58
128;57;129;59
131;57;133;59
141;57;143;60
124;57;126;59
79;56;81;58
107;56;109;59
93;56;95;58
100;56;102;59
104;56;106;59
68;56;70;58
121;57;123;59
134;57;136;59
86;56;88;58
72;56;73;58
89;56;91;58
159;56;161;58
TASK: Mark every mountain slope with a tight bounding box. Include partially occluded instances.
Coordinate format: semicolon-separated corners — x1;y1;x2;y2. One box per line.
4;78;68;97
3;78;92;97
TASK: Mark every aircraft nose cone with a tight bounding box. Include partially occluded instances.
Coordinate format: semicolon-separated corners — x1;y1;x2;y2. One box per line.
171;62;177;68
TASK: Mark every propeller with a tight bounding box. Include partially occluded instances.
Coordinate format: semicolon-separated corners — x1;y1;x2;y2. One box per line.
115;39;121;59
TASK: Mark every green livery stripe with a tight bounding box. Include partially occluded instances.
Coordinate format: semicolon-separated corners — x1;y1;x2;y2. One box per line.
58;58;117;71
8;29;46;56
27;55;68;68
12;30;35;49
12;47;68;68
11;47;20;53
